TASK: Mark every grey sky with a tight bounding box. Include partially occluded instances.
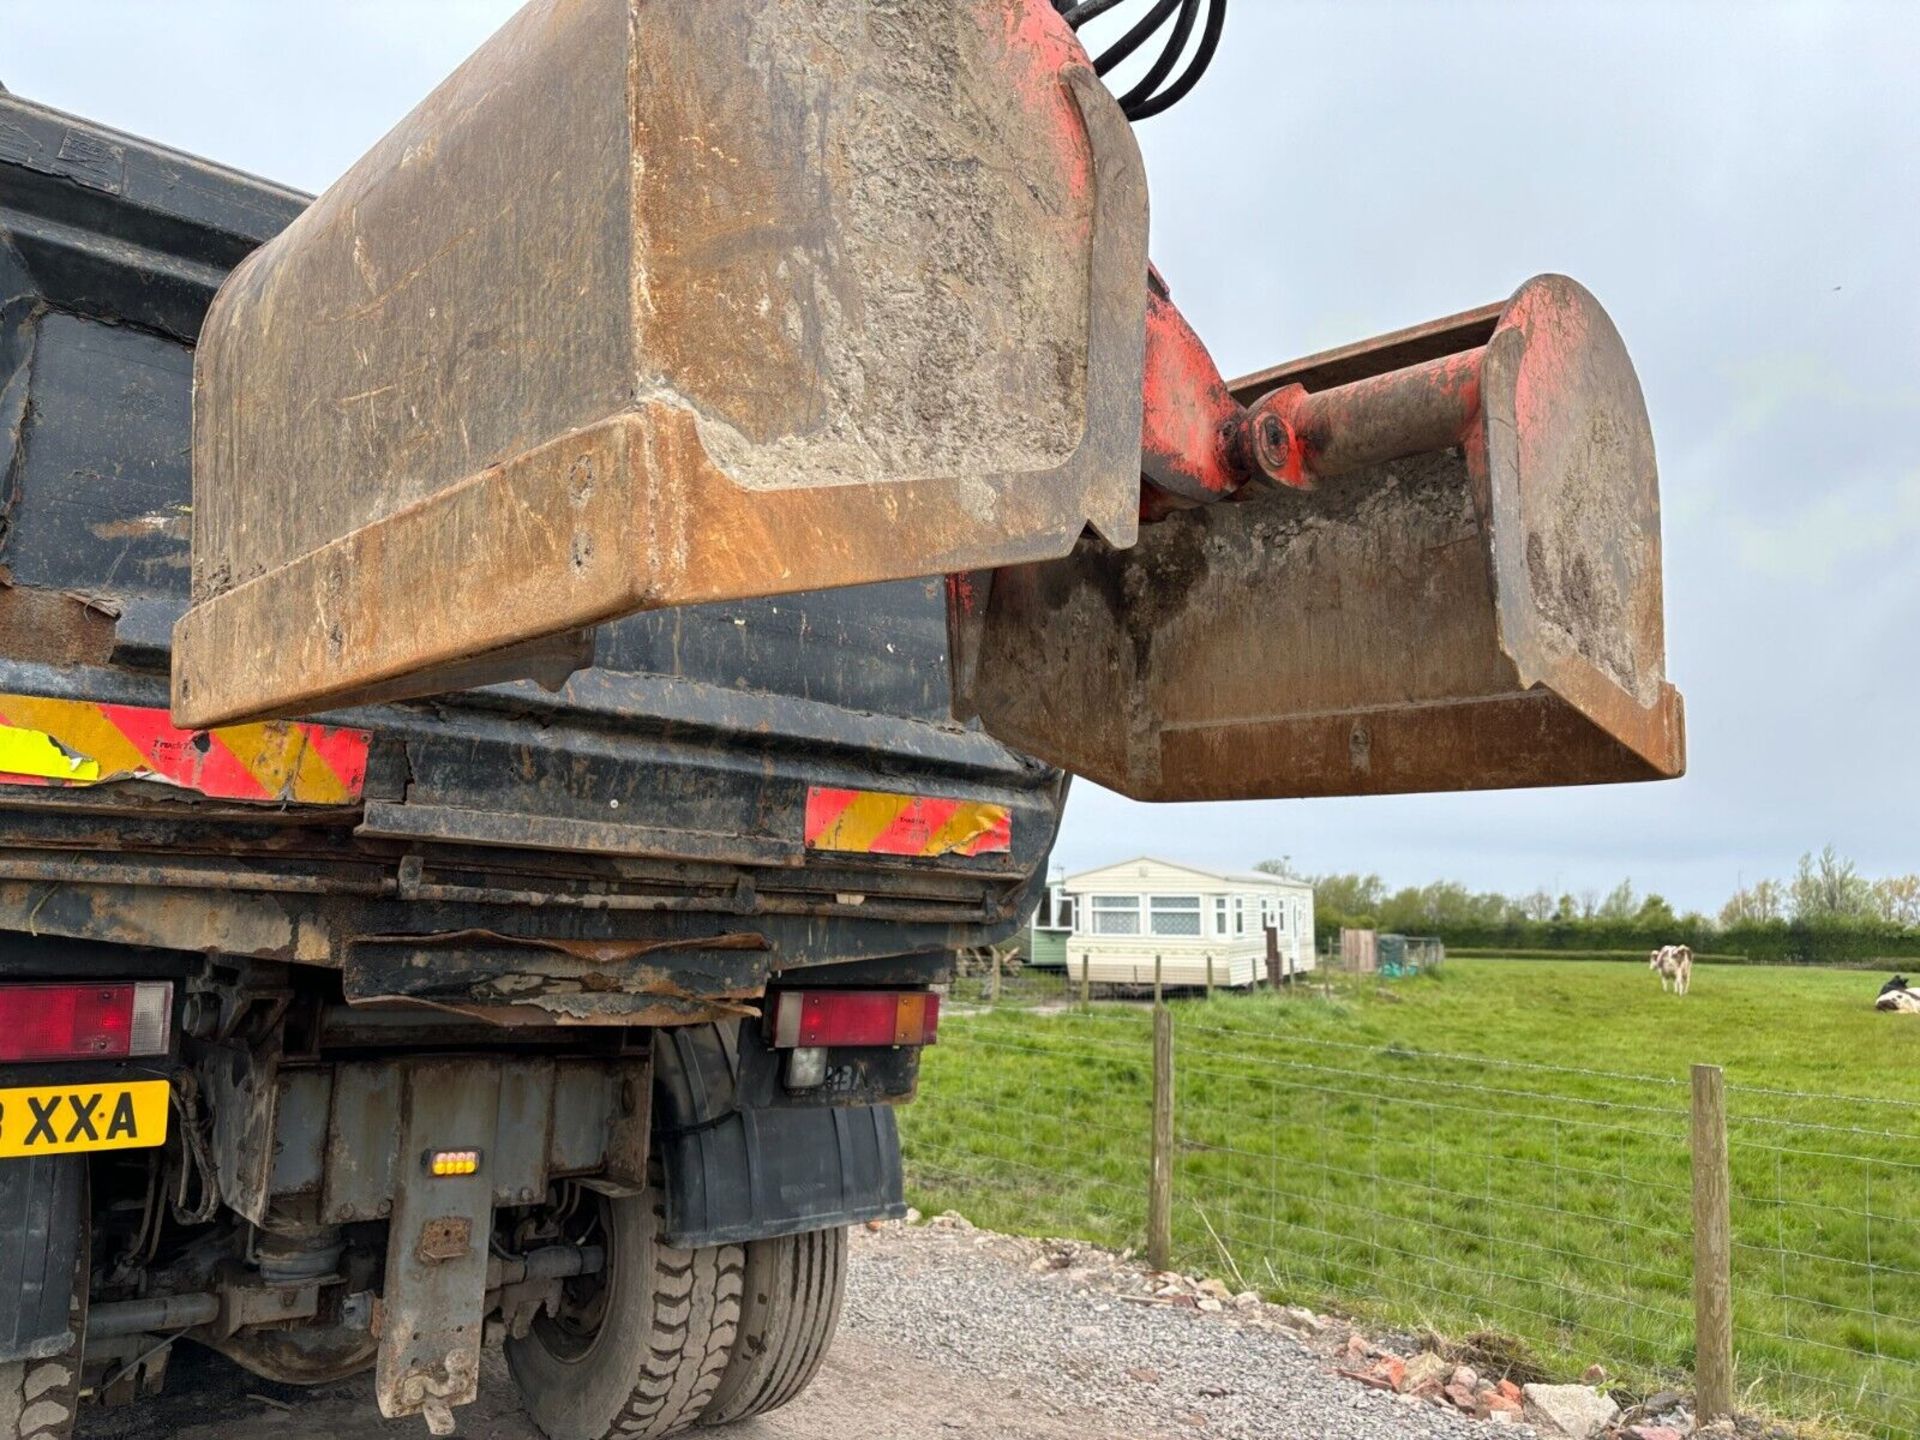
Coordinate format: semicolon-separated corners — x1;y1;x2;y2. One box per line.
8;2;1915;913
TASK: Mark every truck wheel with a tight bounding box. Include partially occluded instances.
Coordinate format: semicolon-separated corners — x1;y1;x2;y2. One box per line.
701;1225;846;1426
505;1189;743;1440
0;1192;87;1440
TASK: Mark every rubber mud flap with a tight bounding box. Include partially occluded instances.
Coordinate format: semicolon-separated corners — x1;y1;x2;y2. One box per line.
659;1103;904;1250
0;1157;83;1365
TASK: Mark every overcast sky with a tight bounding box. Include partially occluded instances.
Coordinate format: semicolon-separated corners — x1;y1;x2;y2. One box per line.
8;2;1916;914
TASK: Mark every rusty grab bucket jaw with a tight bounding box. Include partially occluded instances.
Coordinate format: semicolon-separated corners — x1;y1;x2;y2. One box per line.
171;0;1149;729
950;274;1686;802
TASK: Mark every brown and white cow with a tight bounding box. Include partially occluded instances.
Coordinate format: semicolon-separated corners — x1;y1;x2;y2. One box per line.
1648;944;1692;996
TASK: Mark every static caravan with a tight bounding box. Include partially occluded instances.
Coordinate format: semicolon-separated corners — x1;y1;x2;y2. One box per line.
1025;875;1074;969
1061;858;1315;990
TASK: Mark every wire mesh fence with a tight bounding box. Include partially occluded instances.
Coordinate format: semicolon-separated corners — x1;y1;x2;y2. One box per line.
943;958;1077;1009
901;992;1920;1440
1724;1084;1920;1436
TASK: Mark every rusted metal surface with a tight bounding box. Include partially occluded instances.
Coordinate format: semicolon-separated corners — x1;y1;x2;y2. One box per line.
314;1056;637;1224
357;801;806;869
203;1325;379;1388
953;274;1686;800
175;0;1150;728
344;929;771;1026
1227;299;1504;403
0;580;117;667
1253;348;1485;485
376;1060;498;1431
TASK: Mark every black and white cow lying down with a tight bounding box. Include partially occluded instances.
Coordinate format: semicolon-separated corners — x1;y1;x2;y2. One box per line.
1877;974;1920;1013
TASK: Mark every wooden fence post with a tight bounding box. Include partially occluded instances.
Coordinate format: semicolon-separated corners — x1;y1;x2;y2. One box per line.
1148;1002;1174;1271
989;947;1002;1005
1205;952;1215;1001
1153;953;1163;1007
1691;1063;1734;1423
1081;952;1091;1010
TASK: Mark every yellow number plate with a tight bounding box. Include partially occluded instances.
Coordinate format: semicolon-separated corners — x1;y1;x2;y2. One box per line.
0;1079;170;1158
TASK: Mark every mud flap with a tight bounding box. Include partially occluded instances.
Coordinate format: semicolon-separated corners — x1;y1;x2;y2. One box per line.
0;1156;84;1364
375;1061;500;1434
652;1022;905;1248
659;1104;904;1249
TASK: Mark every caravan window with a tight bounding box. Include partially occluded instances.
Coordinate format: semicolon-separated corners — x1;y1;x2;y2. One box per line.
1214;897;1230;935
1090;895;1140;935
1234;897;1246;937
1149;895;1201;936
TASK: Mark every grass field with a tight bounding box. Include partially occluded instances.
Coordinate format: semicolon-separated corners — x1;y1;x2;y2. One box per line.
901;960;1920;1437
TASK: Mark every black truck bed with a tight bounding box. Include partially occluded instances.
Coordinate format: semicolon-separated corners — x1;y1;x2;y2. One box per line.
0;92;1061;1021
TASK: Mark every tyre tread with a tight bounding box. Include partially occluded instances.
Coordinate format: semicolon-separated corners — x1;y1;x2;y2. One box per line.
700;1225;847;1426
606;1202;744;1439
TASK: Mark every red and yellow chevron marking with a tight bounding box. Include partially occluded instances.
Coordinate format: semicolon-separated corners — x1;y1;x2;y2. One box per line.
0;695;369;805
804;785;1011;858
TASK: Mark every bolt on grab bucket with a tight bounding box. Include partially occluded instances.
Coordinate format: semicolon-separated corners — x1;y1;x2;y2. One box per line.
173;0;1148;728
949;275;1687;800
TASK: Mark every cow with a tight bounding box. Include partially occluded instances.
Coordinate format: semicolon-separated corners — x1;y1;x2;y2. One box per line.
1876;975;1920;1013
1648;944;1692;996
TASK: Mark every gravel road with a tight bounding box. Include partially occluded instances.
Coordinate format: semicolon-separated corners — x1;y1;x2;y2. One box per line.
78;1220;1509;1440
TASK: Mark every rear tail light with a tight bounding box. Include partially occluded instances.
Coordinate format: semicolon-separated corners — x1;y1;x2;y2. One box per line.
768;990;939;1050
0;982;174;1062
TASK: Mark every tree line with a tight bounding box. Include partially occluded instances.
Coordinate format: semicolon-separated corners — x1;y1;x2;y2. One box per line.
1257;846;1920;965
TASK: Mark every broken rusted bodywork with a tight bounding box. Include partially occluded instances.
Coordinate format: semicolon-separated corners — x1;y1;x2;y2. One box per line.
953;275;1686;800
174;0;1149;729
345;931;772;1028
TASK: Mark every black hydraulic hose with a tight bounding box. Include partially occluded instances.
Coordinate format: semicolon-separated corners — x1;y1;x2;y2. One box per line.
1061;0;1133;25
1092;0;1183;77
1116;0;1201;112
1127;0;1227;120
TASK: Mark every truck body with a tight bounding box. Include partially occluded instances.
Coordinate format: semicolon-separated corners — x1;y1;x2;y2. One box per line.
0;87;1052;1435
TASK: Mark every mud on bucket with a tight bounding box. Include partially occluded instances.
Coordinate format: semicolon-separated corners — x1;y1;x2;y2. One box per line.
950;275;1687;801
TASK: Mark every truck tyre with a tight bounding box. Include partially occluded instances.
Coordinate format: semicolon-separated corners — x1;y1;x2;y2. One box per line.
0;1192;87;1440
505;1189;743;1440
700;1225;846;1426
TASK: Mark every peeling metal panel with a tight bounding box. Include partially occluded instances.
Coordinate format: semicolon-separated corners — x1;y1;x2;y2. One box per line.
345;929;772;1026
0;582;117;667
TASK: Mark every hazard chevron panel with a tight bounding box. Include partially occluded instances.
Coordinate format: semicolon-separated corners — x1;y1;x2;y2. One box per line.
0;694;369;805
804;786;1012;859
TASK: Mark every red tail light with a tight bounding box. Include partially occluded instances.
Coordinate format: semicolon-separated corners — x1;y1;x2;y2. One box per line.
768;990;940;1049
0;983;173;1062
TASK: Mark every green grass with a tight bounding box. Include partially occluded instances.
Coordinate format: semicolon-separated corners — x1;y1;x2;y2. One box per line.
902;960;1920;1438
